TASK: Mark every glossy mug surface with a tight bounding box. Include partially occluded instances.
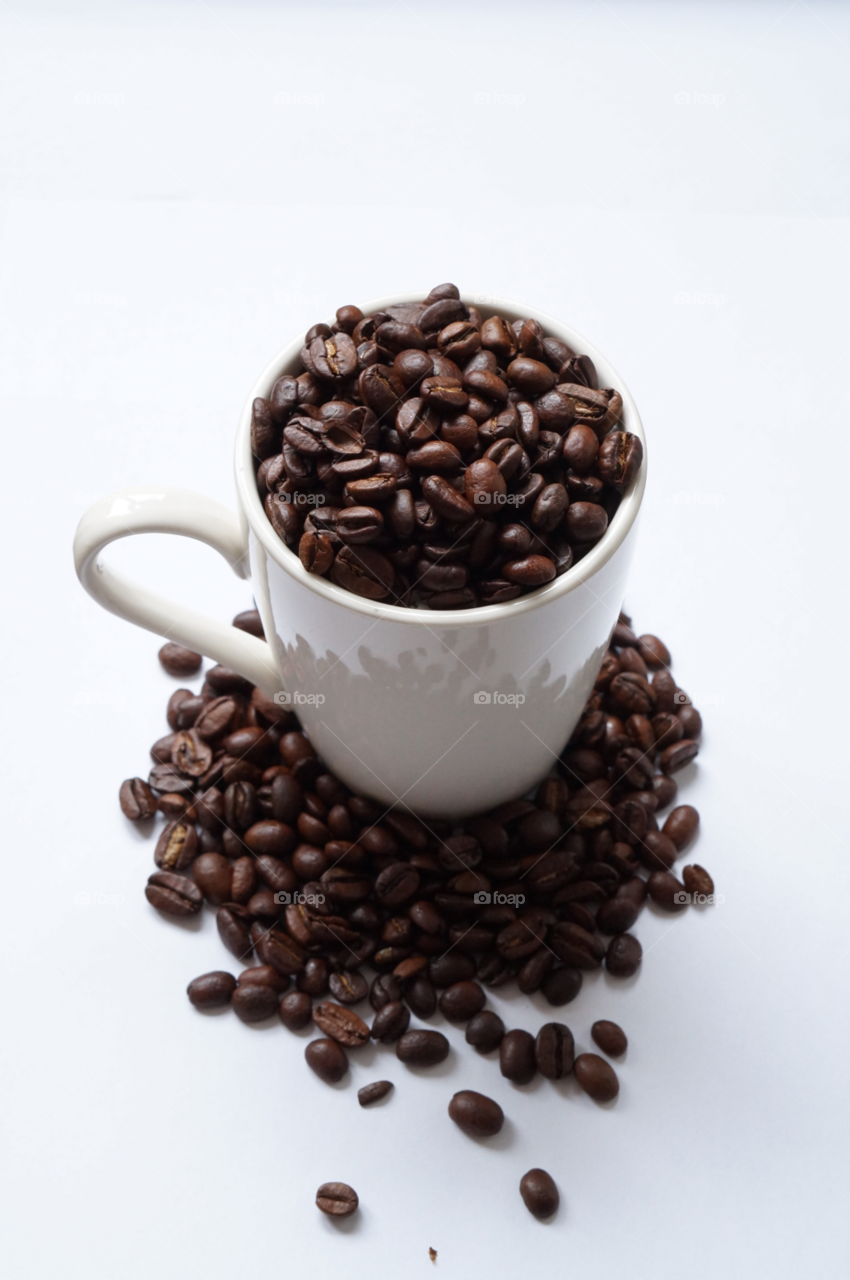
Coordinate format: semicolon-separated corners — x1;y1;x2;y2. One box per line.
74;294;646;818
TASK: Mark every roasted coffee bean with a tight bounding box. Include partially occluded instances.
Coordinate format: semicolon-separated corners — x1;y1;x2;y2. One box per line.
328;972;369;1006
502;555;556;586
316;1182;358;1217
119;777;157;821
154;820;198;872
438;980;486;1022
187;971;236;1009
605;933;642;977
535;1022;575;1079
145;871;202;917
448;1089;504;1138
591;1019;628;1056
519;1168;559;1220
647;870;688;910
217;906;253;960
332;545;395;599
232;982;279;1023
358;1080;394;1106
500;1029;537;1084
312;1001;370;1047
660;739;699;774
597;431;643;490
158;642;202;677
465;1010;506;1053
371;1000;410;1043
680;865;714;902
238;965;290;993
540;966;583;1006
574;1053;619;1102
305;1038;348;1083
663;804;699;850
596;896;638;935
193;852;233;905
404;976;438;1018
429;954;477;988
375;862;420;907
395;1029;449;1067
279;991;313;1030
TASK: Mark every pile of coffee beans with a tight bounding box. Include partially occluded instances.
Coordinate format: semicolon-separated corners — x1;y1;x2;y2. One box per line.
121;607;711;1224
250;284;643;608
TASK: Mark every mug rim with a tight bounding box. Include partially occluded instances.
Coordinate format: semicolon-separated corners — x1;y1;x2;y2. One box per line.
233;292;647;628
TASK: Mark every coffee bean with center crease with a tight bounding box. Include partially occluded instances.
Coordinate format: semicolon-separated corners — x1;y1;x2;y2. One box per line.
305;1038;348;1083
395;1029;449;1067
331;545;395;599
375;862;420;907
574;1053;619;1102
119;777;157;821
312;1001;370;1047
519;1169;560;1220
448;1090;504;1138
535;1022;575;1079
328;971;369;1005
187;971;236;1009
316;1182;358;1217
217;905;253;959
145;871;203;917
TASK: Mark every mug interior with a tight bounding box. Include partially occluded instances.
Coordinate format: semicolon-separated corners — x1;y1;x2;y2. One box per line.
234;293;647;627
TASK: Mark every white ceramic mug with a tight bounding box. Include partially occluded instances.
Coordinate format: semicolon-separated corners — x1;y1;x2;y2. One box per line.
73;294;646;819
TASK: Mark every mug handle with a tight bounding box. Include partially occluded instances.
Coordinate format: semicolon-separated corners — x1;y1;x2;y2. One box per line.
73;487;280;694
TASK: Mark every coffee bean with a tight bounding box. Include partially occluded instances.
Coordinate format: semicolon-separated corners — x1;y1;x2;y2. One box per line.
574;1053;619;1102
647;870;688;910
371;1000;410;1043
232;982;279;1023
187;971;236;1009
662;804;699;850
145;871;202;917
682;864;714;896
216;905;253;959
519;1169;559;1219
375;862;420;907
238;965;290;993
193;852;233;905
316;1182;358;1217
119;777;157;821
279;991;313;1030
540;966;583;1006
438;980;486;1022
605;933;642;977
328;971;369;1005
660;739;699;774
465;1010;505;1053
500;1029;536;1084
313;1001;370;1047
395;1029;449;1067
591;1020;627;1056
535;1022;575;1079
448;1089;504;1138
305;1038;348;1083
358;1080;394;1106
158;643;202;677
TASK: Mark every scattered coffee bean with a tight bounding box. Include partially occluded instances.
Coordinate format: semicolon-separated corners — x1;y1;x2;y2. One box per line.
574;1052;619;1102
500;1029;537;1084
519;1168;560;1219
535;1022;575;1079
119;777;157;821
396;1029;450;1067
145;871;202;917
279;991;313;1031
605;933;642;977
465;1010;506;1054
313;1001;370;1047
358;1080;394;1107
232;982;279;1023
682;864;715;896
448;1089;504;1138
305;1037;348;1083
187;971;236;1009
316;1182;358;1217
158;642;202;677
591;1020;628;1056
438;980;486;1022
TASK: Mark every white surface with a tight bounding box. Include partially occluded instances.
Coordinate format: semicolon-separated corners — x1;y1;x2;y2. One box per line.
1;2;849;1277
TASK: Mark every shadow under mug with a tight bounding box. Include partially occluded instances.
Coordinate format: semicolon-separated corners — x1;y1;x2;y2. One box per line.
73;294;646;819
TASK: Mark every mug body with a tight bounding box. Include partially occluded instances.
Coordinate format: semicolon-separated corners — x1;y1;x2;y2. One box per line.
236;295;646;819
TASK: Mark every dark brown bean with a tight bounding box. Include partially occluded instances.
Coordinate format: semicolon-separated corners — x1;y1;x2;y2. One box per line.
316;1182;358;1217
500;1029;537;1084
279;991;313;1030
519;1169;560;1219
395;1029;449;1067
158;643;202;677
438;981;486;1022
358;1080;394;1106
574;1053;619;1102
312;1001;370;1047
591;1020;628;1056
448;1090;504;1138
187;971;236;1009
305;1038;348;1083
145;871;202;917
605;933;642;977
682;864;715;896
119;777;157;821
232;982;279;1023
465;1010;506;1053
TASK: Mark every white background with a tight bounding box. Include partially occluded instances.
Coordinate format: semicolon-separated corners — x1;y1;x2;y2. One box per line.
2;2;849;1277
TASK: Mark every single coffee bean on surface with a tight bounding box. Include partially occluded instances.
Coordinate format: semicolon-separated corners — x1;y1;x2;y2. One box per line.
158;642;202;677
119;777;157;821
605;933;642;977
574;1052;620;1102
535;1022;575;1079
395;1029;450;1067
316;1182;359;1217
448;1089;505;1138
519;1168;560;1220
358;1080;394;1107
591;1019;628;1056
145;871;202;917
465;1010;506;1054
500;1029;537;1084
232;982;279;1023
187;971;236;1009
682;864;715;896
305;1037;348;1083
